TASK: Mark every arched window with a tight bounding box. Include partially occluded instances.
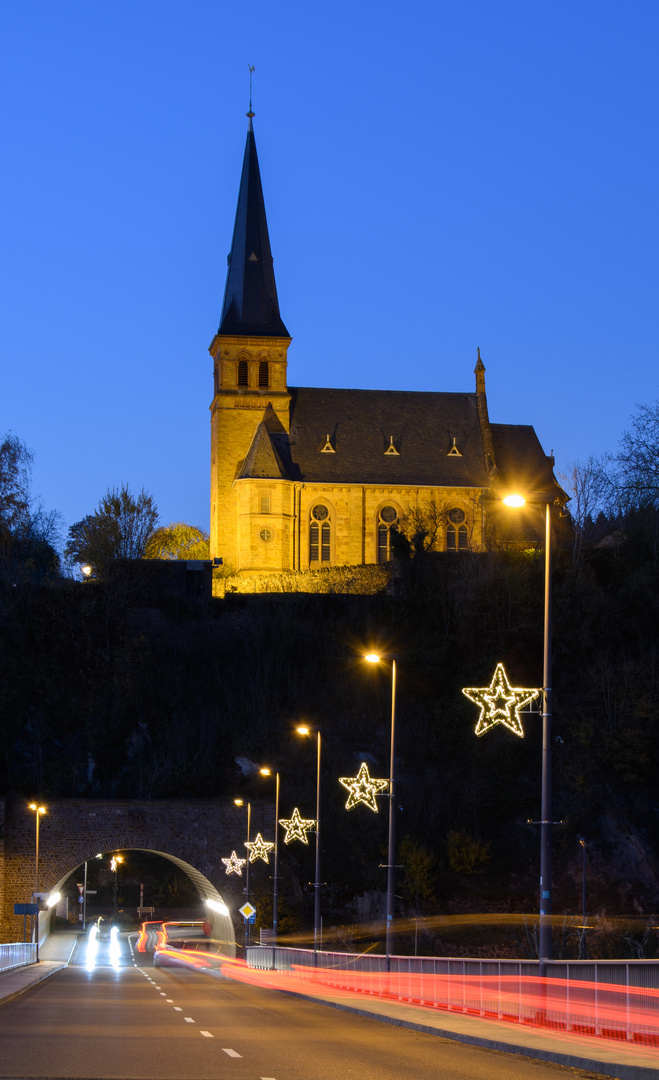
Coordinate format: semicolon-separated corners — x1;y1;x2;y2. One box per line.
446;509;468;552
237;359;248;387
258;361;269;388
377;505;398;563
310;504;331;564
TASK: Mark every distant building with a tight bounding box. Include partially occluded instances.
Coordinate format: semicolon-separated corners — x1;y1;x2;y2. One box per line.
209;116;559;575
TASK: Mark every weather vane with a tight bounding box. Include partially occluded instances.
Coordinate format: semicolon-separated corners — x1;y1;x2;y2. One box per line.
248;64;255;119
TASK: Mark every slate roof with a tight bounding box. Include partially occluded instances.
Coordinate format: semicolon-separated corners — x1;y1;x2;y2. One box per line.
218;125;290;338
267;387;491;487
490;423;557;496
238;421;288;480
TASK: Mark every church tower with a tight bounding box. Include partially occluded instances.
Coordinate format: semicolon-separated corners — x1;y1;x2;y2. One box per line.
209;115;293;571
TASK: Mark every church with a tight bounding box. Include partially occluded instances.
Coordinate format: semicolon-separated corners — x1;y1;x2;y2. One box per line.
209;116;558;575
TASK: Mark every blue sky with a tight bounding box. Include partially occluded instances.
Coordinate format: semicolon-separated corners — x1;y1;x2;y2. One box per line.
2;2;658;540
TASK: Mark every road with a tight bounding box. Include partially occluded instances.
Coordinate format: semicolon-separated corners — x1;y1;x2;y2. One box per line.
0;935;609;1080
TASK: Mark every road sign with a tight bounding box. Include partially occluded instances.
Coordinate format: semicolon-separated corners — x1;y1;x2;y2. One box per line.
247;914;256;924
14;903;38;915
239;902;256;920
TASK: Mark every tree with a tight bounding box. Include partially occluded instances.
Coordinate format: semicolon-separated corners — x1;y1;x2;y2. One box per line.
0;432;33;541
143;522;209;561
65;485;159;578
607;400;659;510
561;457;606;566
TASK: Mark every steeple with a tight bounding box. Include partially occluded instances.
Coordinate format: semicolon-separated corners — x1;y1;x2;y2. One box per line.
218;119;289;337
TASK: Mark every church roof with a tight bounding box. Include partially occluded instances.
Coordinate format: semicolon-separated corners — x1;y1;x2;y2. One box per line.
269;387;492;487
490;423;557;496
218;123;290;338
238;420;288;480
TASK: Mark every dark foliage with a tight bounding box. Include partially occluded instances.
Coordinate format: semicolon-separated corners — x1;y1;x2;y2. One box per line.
2;509;659;957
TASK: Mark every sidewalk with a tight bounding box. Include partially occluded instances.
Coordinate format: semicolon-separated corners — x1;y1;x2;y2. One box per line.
220;964;659;1080
0;931;79;1006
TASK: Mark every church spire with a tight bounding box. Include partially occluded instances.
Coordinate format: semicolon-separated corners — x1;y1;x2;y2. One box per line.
218;117;289;338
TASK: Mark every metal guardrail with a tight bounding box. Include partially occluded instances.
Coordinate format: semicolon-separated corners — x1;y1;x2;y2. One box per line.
246;947;659;1044
0;942;38;973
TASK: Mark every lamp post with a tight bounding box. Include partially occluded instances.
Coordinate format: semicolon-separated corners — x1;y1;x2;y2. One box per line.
28;803;46;958
110;855;123;921
503;493;556;968
259;767;280;963
364;653;398;969
296;726;322;958
234;799;252;948
578;837;587;960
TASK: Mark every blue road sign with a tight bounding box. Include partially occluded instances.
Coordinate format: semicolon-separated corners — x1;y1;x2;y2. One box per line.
14;903;39;915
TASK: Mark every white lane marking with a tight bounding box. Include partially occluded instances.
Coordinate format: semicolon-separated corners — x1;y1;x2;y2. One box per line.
155;985;161;989
200;1030;214;1038
160;992;166;996
222;1048;242;1058
184;1017;195;1023
173;1006;182;1011
166;998;173;1002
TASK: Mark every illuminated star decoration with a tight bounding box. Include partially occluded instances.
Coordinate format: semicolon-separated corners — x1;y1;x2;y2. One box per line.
462;663;540;738
339;762;389;812
222;850;247;876
244;832;275;863
279;807;316;845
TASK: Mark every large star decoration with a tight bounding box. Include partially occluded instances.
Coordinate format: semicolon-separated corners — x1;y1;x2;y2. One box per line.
244;832;275;863
222;850;247;876
279;807;316;845
339;762;389;812
462;663;540;738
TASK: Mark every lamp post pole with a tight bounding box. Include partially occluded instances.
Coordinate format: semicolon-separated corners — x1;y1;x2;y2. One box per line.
296;726;323;959
539;501;553;970
273;771;280;966
386;659;397;970
28;804;45;960
579;837;587;959
364;653;398;970
313;730;321;957
235;799;252;949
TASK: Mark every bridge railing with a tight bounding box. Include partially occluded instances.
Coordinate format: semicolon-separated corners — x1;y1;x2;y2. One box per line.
245;947;659;1044
0;942;38;973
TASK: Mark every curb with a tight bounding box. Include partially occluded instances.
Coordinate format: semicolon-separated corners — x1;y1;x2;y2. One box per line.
0;963;67;1008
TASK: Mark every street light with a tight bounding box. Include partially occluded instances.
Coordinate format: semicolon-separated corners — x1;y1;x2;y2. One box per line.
110;854;124;921
578;837;588;960
296;725;322;958
259;767;280;962
364;652;398;969
234;798;252;949
503;490;559;969
28;803;45;958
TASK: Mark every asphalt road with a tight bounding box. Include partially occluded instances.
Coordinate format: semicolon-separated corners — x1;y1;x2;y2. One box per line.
0;936;610;1080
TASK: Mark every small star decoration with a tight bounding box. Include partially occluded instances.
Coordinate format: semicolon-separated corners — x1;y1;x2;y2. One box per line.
244;832;275;863
462;662;540;738
339;761;389;812
222;850;247;876
279;807;316;845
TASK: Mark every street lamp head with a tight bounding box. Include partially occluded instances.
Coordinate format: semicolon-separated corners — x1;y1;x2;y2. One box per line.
28;803;46;814
364;652;381;664
234;798;244;806
503;493;526;507
259;767;272;776
81;564;92;577
296;725;311;736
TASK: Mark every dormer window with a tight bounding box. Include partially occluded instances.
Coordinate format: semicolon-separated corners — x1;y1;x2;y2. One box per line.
238;359;248;387
258;361;269;388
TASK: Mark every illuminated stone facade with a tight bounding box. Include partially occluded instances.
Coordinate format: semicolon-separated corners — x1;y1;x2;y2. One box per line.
209;122;556;576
